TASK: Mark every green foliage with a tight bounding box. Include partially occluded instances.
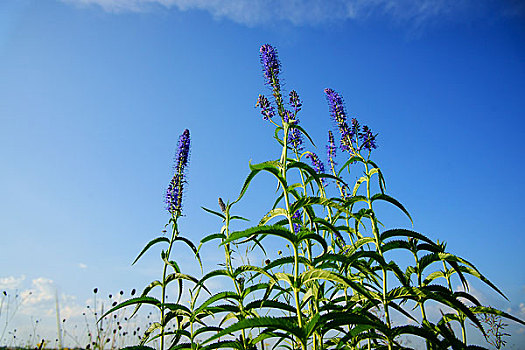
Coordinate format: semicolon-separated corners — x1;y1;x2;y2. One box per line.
104;46;524;350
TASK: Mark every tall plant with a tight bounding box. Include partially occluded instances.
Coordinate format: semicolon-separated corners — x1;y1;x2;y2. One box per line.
103;45;524;350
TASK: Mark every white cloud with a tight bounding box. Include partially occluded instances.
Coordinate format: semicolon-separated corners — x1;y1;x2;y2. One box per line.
78;263;88;269
518;302;525;317
454;283;488;306
21;277;55;305
61;0;483;26
0;275;26;290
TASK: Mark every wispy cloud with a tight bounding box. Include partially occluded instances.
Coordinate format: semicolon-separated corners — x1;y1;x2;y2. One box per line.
20;277;55;308
61;0;509;26
0;275;26;290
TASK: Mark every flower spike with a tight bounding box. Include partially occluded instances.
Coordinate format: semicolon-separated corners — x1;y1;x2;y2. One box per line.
166;129;191;215
289;90;302;113
304;152;325;184
260;44;280;89
359;125;378;151
324;88;353;152
255;94;275;120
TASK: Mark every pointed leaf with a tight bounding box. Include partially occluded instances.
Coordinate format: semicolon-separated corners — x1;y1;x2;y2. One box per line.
132;237;170;265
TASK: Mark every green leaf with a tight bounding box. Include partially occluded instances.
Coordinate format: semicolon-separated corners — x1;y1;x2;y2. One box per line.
273;272;295;287
470;306;525;326
192;291;240;318
352;176;367;196
201;317;305;346
371;193;413;224
230;215;249;221
147;329;191;343
337;156;365;177
99;296;161;320
259;208;288;226
173;236;202;269
423;271;446;286
203;304;240;315
381;239;412;253
234;160;285;204
287;160;326;190
300;269;351;289
296;231;328;256
201;206;225;220
244;299;296;313
164;273;209;294
224;225;296;246
438;253;507;299
132;237;170;265
197;269;231;288
191;326;223;339
198;233;226;254
389;325;445;348
234;265;275;281
293;124;316;147
265;256;313;271
380;229;435;245
290;196;350;214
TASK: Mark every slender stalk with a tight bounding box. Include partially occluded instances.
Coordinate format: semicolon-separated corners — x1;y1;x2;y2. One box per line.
223;210;249;348
441;260;468;344
364;160;392;350
278;122;306;350
161;217;179;350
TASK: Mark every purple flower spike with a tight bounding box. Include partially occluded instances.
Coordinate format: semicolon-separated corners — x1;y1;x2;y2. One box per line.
324;88;352;152
305;152;325;183
256;94;275;120
359;125;377;151
289;90;302;113
166;129;191;215
284;110;304;151
260;44;280;88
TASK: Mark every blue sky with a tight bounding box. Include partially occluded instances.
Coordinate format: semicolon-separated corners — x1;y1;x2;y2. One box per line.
1;0;524;347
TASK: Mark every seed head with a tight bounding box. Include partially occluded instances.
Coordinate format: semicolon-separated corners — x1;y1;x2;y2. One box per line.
218;197;226;213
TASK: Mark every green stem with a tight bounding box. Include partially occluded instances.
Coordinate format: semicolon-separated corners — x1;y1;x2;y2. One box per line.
364;161;392;350
161;217;179;350
441;260;467;345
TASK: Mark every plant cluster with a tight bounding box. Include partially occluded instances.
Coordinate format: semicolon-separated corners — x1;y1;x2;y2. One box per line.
103;45;524;350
